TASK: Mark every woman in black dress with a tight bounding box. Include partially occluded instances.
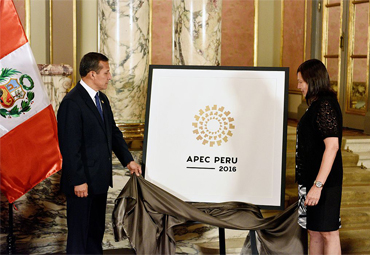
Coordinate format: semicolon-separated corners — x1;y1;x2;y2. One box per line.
296;59;343;254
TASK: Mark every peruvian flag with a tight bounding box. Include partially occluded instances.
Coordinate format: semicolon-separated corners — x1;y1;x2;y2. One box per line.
0;0;62;203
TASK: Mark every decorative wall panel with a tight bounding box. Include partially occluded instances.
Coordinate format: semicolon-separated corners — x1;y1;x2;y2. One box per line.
221;0;255;66
281;0;306;93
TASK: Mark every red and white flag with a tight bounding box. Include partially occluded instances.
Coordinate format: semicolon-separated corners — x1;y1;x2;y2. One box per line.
0;0;62;203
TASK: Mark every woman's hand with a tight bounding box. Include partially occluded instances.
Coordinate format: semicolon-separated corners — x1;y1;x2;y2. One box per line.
304;186;322;206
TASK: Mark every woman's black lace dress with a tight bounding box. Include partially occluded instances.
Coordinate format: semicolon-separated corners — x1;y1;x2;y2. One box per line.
296;95;343;231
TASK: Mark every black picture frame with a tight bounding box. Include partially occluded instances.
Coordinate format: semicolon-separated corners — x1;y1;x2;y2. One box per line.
143;65;289;210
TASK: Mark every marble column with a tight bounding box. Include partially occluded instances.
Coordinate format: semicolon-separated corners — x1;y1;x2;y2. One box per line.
98;0;150;124
173;0;222;65
97;1;148;251
172;0;238;248
38;64;73;114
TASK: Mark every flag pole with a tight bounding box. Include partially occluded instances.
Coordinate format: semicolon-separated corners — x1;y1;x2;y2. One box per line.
7;203;15;254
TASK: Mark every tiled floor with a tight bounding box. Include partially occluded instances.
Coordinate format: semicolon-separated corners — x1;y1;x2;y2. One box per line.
108;119;370;255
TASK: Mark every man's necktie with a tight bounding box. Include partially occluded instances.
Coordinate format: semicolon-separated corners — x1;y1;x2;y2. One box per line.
95;92;104;121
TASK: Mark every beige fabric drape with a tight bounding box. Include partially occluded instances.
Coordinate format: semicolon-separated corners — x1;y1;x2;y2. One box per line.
112;175;306;254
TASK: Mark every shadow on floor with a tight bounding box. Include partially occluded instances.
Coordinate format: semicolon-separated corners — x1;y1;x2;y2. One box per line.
104;248;136;254
52;249;136;255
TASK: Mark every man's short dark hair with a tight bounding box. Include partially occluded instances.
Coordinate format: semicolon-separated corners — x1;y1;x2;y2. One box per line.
79;52;109;77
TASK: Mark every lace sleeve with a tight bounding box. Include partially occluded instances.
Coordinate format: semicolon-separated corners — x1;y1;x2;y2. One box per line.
315;99;341;138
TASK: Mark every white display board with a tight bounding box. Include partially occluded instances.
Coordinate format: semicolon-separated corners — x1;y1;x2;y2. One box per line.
143;66;289;209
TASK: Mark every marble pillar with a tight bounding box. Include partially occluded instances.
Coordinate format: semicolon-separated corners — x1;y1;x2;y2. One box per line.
172;0;232;249
173;0;222;65
38;64;73;114
98;0;150;124
96;1;150;252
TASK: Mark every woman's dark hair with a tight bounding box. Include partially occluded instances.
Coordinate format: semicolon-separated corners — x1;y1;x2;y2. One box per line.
79;52;109;77
297;59;336;104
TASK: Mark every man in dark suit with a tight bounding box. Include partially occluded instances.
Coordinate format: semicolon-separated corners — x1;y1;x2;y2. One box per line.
57;52;141;254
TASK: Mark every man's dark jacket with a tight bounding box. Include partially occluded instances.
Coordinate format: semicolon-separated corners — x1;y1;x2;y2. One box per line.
57;82;133;195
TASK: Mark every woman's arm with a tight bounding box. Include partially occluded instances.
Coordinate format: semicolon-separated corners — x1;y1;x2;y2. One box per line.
304;137;339;206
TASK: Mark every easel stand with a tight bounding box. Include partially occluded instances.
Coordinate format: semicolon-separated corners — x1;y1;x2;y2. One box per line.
250;230;259;255
219;228;259;255
7;203;15;254
219;228;225;255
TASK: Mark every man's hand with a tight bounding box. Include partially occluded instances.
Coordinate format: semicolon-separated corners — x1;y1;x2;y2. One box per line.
74;183;88;197
127;161;142;176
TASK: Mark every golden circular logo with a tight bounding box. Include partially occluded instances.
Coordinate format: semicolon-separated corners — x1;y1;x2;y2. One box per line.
192;105;235;147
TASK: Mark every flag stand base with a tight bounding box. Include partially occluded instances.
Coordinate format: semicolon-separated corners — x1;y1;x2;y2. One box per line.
7;203;15;254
